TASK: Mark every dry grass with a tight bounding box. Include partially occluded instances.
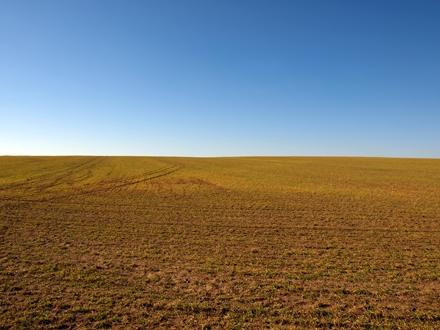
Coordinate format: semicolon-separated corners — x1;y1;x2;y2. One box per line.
1;156;440;329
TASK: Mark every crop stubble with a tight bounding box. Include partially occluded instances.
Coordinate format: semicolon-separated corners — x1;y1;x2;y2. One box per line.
1;156;439;328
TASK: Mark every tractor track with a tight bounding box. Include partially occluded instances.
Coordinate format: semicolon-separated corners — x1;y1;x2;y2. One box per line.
0;164;181;203
45;164;182;201
1;210;439;234
0;157;102;192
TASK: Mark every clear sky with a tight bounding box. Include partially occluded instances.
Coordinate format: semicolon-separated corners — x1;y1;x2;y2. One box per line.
1;0;439;157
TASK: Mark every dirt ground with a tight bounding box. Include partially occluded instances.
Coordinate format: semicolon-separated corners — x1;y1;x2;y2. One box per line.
1;156;439;329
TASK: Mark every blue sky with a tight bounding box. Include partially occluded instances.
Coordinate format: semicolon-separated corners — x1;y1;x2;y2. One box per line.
1;0;439;157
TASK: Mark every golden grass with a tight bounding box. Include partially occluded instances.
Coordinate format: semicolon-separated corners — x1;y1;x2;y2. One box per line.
1;156;440;328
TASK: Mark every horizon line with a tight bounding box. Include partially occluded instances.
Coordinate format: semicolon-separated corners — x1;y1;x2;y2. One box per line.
1;154;439;160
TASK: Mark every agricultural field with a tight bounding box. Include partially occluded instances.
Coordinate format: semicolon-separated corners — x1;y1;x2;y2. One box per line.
1;156;440;329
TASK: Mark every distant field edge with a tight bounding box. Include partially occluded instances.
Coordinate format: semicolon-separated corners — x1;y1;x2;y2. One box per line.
0;154;439;160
